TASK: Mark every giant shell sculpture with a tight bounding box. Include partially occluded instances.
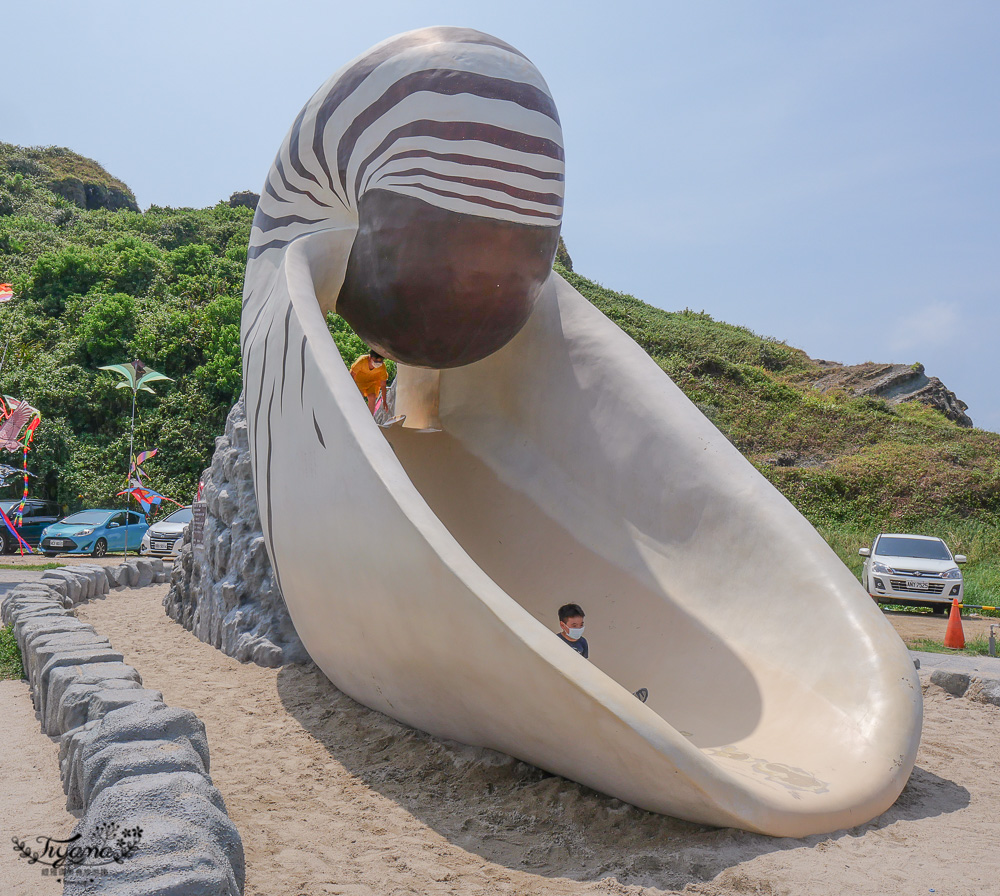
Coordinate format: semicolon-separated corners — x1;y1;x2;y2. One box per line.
241;27;922;837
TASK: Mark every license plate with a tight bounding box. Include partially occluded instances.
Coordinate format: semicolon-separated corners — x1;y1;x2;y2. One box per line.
49;539;64;547
153;542;171;551
906;579;929;591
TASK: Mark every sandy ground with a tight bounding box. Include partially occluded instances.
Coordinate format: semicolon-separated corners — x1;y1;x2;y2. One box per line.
0;585;972;896
1;679;79;894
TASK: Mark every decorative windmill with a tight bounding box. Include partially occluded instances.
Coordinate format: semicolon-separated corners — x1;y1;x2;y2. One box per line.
99;359;173;556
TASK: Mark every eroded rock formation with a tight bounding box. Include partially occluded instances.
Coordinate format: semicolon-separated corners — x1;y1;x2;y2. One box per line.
813;361;972;427
164;396;308;667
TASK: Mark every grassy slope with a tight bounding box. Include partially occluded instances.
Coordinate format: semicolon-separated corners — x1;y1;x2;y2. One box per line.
558;264;1000;610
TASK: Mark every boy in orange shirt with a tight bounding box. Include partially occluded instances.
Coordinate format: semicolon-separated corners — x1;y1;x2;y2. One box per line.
349;350;388;415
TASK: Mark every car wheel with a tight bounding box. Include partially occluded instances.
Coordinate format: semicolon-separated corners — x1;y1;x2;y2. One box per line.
92;538;108;558
0;531;9;554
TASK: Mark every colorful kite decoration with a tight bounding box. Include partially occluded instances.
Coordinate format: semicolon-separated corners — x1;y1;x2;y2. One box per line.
116;482;182;515
0;398;40;452
0;396;41;553
99;359;174;555
0;464;34;488
118;447;182;516
0;395;42;551
0;283;14;303
130;448;158;481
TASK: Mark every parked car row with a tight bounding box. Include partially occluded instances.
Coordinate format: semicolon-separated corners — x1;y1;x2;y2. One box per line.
0;500;191;558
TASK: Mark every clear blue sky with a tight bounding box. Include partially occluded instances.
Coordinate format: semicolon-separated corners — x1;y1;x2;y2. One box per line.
6;1;999;431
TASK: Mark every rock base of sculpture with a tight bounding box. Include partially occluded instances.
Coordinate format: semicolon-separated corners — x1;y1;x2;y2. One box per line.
164;396;308;667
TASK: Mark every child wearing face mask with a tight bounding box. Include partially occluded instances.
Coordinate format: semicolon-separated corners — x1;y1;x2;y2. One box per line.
555;602;648;703
556;603;588;658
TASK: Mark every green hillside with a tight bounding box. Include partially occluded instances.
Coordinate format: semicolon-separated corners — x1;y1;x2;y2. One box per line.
0;142;996;606
0;141;248;507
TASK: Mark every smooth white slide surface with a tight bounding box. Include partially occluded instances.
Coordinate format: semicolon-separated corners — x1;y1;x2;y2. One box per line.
241;27;922;837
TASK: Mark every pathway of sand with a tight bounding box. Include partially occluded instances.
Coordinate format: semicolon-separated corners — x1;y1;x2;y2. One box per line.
1;679;79;895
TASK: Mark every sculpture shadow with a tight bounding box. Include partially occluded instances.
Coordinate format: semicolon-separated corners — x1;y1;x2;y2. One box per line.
276;663;969;890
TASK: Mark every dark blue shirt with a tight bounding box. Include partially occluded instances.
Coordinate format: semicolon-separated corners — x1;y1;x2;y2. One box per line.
557;632;589;659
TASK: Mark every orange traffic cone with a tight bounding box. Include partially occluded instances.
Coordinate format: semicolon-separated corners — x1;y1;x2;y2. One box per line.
944;598;965;650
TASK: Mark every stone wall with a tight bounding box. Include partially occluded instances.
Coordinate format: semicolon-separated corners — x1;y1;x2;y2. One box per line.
3;560;244;894
163;396;308;667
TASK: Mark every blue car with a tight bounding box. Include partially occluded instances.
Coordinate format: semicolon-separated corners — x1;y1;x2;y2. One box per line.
40;509;149;558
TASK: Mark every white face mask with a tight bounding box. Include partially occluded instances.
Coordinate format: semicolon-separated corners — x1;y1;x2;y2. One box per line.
567;626;585;640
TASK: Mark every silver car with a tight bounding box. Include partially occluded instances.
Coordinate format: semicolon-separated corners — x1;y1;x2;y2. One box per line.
860;533;966;612
140;506;192;558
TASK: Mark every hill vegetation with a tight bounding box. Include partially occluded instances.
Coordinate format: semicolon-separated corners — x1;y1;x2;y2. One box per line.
0;141;248;507
0;142;996;606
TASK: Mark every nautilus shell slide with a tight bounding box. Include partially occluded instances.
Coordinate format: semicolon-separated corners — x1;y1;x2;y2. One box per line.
241;27;922;837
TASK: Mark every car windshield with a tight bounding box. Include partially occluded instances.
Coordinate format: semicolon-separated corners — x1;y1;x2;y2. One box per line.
162;507;193;524
0;501;18;512
60;511;109;526
876;536;952;561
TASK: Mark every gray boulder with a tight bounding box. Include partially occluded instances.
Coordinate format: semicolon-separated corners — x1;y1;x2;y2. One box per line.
62;702;210;811
62;772;244;896
22;624;101;685
37;648;126;705
2;584;69;621
53;681;147;736
105;564;130;588
60;720;102;803
44;662;143;735
27;633;114;693
68;564;110;597
41;569;85;603
15;617;90;657
21;618;96;648
930;670;972;697
7;605;69;631
79;701;211;774
970;677;1000;708
3;596;63;626
133;558;156;588
78;688;165;736
3;591;71;625
80;737;209;809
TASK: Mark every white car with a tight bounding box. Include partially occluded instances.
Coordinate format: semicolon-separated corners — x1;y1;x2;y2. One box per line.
140;506;193;558
860;533;966;612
